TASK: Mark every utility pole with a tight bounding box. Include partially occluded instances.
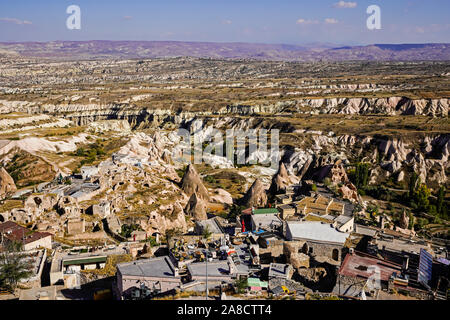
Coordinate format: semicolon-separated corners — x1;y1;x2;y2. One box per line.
205;249;209;300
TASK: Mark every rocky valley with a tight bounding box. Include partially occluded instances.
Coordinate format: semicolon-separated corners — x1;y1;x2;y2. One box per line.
0;46;449;301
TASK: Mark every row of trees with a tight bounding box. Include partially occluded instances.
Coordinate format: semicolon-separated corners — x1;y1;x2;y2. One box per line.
353;162;370;189
407;173;448;220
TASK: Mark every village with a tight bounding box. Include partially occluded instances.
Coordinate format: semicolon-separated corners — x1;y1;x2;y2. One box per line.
0;132;449;301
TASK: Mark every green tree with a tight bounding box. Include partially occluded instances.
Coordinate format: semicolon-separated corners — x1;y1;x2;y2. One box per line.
408;212;415;230
408;172;420;199
354;163;370;189
227;205;244;222
234;278;247;294
120;224;141;238
0;242;32;293
414;184;431;213
202;226;212;240
76;147;85;156
437;186;445;215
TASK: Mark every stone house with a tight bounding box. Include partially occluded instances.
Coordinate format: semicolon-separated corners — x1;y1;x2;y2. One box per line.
116;256;181;299
92;201;111;218
0;221;52;251
285;221;350;263
278;203;297;220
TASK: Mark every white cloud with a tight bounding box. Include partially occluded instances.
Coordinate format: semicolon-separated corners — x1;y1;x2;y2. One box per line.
415;27;425;34
325;18;339;24
333;1;357;9
222;19;232;25
296;19;319;25
123;16;133;20
0;17;32;25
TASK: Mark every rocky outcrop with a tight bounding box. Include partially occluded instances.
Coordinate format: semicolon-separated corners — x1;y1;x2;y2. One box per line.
88;120;131;133
2;96;446;133
284;242;310;269
146;202;188;235
297;267;328;284
241;178;268;208
0;167;17;199
269;163;290;195
338;183;359;203
326;160;349;185
399;210;410;230
180;164;210;201
184;193;208;221
206;113;448;188
210;189;233;205
55;196;80;218
223;97;449;117
24;194;58;218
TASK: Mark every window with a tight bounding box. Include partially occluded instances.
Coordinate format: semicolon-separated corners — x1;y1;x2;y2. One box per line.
332;249;339;261
301;243;309;254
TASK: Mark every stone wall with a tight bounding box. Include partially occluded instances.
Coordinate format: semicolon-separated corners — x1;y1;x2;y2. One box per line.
24;235;52;251
260;240;284;259
67;219;86;235
286;240;345;263
119;274;181;298
308;241;345;263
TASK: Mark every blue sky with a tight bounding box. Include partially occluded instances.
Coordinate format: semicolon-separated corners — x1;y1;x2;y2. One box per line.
0;0;449;45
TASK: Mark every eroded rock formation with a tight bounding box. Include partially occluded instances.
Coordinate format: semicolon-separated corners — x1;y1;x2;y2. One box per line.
184;193;208;221
242;178;268;208
181;164;210;201
0;167;17;199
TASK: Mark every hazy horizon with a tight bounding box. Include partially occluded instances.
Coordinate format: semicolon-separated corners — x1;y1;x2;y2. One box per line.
1;39;450;47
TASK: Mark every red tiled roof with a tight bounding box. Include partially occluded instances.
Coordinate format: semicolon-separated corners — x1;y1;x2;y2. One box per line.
0;221;52;246
339;250;402;282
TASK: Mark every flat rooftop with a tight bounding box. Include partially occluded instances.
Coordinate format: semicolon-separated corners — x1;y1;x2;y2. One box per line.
197;218;224;234
253;208;279;215
187;260;232;278
251;214;282;229
334;215;353;226
268;263;290;278
354;224;379;237
117;256;178;279
286;221;350;245
242;208;279;215
279;203;296;210
372;236;431;255
63;255;107;266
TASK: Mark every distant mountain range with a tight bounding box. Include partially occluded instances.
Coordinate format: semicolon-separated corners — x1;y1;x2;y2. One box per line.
0;40;449;61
